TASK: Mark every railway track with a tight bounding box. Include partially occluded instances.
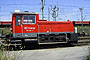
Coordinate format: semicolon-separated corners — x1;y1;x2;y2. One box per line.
78;36;90;45
0;37;90;45
0;36;90;50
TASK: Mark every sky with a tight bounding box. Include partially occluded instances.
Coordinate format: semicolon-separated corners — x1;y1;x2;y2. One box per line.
0;0;90;21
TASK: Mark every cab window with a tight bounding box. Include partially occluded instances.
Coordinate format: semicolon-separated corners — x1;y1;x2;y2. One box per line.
15;16;21;25
23;15;35;24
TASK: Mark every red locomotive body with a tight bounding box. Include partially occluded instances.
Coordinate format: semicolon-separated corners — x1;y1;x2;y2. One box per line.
38;21;73;33
12;13;73;37
10;12;78;46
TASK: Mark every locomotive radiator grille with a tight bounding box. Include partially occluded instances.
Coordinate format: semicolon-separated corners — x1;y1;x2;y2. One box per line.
38;33;67;44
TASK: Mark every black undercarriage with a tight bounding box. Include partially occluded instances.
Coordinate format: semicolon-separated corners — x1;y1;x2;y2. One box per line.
4;33;78;50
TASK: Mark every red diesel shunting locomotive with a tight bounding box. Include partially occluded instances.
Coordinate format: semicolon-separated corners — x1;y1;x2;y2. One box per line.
8;11;78;49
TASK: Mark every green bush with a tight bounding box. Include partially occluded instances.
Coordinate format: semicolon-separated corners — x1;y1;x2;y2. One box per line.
74;26;90;34
0;27;12;35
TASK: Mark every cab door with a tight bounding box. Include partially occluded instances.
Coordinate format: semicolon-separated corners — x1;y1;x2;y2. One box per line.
14;15;22;37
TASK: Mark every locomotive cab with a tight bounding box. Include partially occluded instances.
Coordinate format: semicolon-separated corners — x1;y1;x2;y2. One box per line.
12;12;39;38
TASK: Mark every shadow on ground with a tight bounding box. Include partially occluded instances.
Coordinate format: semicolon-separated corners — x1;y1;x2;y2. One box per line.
24;40;76;50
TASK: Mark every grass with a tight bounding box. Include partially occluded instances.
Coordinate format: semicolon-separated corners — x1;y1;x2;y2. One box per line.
86;44;90;60
0;27;21;60
0;44;19;60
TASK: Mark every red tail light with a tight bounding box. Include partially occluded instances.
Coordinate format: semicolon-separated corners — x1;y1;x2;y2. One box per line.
10;28;12;31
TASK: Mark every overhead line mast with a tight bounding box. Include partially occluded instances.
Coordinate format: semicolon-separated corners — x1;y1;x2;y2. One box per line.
41;0;45;20
79;8;84;32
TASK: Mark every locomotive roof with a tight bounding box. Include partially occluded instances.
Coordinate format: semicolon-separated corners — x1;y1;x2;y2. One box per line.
12;12;38;15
